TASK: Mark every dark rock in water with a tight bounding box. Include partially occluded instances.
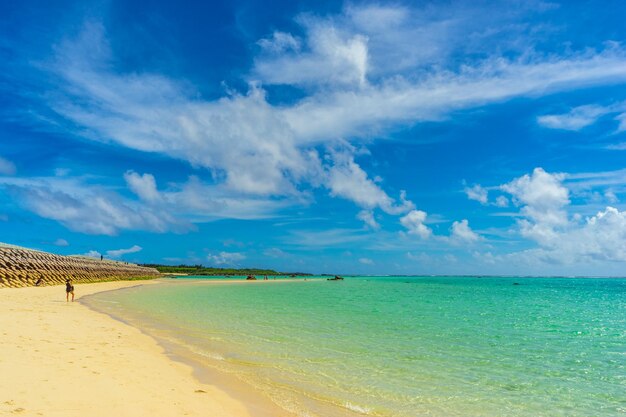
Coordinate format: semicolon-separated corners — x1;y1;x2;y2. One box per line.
246;275;257;280
327;275;344;281
513;282;520;285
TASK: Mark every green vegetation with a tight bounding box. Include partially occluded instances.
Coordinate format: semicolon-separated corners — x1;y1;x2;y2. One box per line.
141;264;309;276
91;275;160;283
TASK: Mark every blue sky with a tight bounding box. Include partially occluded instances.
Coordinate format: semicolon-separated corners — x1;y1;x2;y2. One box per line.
2;0;626;275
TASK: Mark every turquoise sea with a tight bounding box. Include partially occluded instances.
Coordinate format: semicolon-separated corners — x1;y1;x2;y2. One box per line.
85;277;625;416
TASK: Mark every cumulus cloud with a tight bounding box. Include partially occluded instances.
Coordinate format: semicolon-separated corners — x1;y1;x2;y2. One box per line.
0;157;16;176
124;171;161;202
501;168;569;245
107;245;142;258
400;210;432;239
493;167;626;264
207;251;246;266
481;206;626;265
53;238;69;247
358;257;374;265
464;184;488;204
563;207;626;261
495;196;509;207
450;219;481;243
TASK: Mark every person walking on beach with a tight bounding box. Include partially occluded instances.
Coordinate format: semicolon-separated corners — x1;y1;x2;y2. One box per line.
65;278;75;302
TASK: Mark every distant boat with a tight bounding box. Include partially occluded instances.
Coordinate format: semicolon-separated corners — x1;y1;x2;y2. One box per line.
327;275;344;281
246;275;257;280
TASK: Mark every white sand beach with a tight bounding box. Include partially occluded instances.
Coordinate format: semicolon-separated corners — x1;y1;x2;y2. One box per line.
0;281;287;417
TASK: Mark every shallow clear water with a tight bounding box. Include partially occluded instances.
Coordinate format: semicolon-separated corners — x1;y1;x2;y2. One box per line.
86;277;626;416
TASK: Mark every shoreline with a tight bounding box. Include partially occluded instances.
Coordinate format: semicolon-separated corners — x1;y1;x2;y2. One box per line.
0;280;292;417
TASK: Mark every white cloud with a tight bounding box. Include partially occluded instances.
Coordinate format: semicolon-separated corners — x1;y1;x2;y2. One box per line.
107;245;142;258
53;238;69;247
490;168;626;265
257;31;301;53
282;49;626;144
160;175;298;221
605;190;619;203
537;104;610;131
358;257;374;265
407;251;431;262
450;219;481;243
464;184;488;204
400;210;432;239
501;167;569;245
263;247;288;258
254;20;368;87
500;206;626;265
46;19;626;212
565;206;626;261
207;251;246;266
83;250;101;258
124;171;161;202
357;210;380;230
495;196;509;207
0;176;191;235
537;101;626;132
14;7;626;238
327;149;414;214
0;157;16;176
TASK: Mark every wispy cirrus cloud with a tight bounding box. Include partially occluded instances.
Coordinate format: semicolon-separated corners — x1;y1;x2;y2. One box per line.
107;245;142;258
10;3;626;239
207;251;246;266
537;102;626;132
0;176;189;236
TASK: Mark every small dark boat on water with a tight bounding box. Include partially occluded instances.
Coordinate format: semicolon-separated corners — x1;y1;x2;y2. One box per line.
327;275;344;281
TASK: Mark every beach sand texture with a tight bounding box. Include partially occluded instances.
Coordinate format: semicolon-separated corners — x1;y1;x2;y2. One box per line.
0;245;160;288
0;281;277;417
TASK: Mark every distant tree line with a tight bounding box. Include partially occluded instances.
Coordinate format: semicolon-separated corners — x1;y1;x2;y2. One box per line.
140;263;310;276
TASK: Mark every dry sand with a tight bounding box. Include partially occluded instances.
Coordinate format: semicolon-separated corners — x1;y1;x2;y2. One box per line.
0;281;286;417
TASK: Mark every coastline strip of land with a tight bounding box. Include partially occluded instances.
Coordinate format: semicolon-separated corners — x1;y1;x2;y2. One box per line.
0;281;282;417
